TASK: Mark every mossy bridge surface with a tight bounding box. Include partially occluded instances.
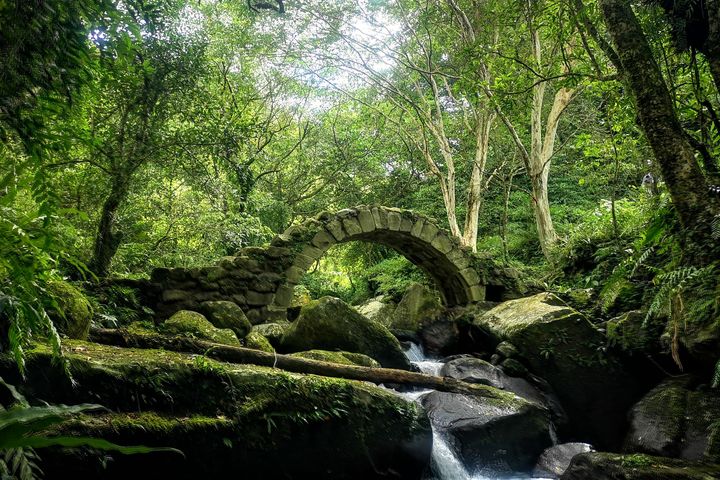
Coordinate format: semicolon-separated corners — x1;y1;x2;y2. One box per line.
145;206;506;324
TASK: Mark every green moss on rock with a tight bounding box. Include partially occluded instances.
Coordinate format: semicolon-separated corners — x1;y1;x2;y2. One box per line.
561;452;720;480
290;350;380;367
281;297;411;370
199;301;252;339
46;280;93;339
4;340;431;479
240;331;274;353
162;310;239;346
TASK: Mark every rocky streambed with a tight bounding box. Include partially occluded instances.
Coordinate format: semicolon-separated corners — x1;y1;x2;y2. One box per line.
2;289;719;479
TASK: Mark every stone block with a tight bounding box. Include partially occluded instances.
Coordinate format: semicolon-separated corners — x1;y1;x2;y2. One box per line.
387;211;402;231
431;233;454;254
274;284;295;308
325;219;346;242
460;267;481;286
469;285;486;302
246;291;275;306
371;207;388;229
285;266;305;283
399;217;414;232
410;219;425;237
162;289;187;302
311;230;335;250
357;209;376;233
341;217;363;237
420;222;439;243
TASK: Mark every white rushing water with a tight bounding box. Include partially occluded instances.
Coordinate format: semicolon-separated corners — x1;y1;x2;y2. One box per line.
400;343;552;480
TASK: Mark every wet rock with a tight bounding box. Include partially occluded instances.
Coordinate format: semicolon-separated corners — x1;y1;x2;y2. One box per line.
560;452;720;480
163;310;239;346
472;292;644;448
420;319;459;357
440;357;565;424
496;341;520;359
421;389;552;474
199;301;252;339
534;443;593;478
4;341;431;480
281;297;411;369
624;377;720;462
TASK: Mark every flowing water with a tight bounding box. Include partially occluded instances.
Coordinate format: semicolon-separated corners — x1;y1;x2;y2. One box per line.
399;343;553;480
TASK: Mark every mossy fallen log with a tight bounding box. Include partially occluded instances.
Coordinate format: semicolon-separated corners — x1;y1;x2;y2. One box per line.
88;327;501;398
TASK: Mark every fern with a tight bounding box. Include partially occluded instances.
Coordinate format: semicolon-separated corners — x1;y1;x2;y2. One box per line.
713;359;720;389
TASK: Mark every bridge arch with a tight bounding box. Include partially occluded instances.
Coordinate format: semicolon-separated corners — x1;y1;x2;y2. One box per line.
268;206;485;313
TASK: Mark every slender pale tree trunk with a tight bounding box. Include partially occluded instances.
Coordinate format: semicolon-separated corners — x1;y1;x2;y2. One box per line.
462;109;495;251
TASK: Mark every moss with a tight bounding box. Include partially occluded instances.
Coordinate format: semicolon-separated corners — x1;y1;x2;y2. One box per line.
46;280;93;339
198;301;251;339
12;339;432;478
281;297;410;369
241;331;274;353
564;452;720;479
162;310;239;346
290;350;380;367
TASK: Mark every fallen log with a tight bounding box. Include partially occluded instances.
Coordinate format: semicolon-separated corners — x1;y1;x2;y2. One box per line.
88;327;502;398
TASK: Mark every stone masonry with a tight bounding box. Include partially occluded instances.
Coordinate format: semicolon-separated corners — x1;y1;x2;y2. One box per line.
146;206;487;324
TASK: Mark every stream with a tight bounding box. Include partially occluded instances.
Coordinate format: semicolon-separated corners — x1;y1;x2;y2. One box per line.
398;343;554;480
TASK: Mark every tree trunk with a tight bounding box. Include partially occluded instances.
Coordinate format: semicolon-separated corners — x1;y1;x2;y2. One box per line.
704;0;720;93
598;0;717;256
88;328;501;398
89;176;129;277
462;110;495;252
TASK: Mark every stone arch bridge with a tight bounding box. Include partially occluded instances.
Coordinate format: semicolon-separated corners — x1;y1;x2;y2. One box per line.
147;206;510;324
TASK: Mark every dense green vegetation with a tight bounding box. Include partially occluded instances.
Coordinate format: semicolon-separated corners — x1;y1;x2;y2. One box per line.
1;0;720;464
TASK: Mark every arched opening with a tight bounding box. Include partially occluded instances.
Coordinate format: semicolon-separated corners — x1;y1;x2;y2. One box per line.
269;206;485;317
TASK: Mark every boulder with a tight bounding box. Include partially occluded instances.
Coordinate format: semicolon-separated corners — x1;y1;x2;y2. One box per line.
356;296;397;327
198;301;252;339
281;297;411;370
534;443;593;479
561;452;720;480
162;310;239;346
240;330;274;353
472;292;643;448
390;283;443;332
290;350;380;368
46;280;93;339
440;356;566;425
421;389;552;474
2;340;432;480
251;322;290;349
624;377;720;462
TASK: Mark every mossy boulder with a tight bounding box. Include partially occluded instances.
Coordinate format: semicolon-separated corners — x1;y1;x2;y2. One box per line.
162;310;239;346
198;301;251;339
561;452;720;480
251;322;290;349
1;341;432;479
421;389;552;474
356;295;397;327
290;350;380;367
46;280;93;339
472;292;644;448
624;377;720;462
281;297;411;370
390;283;443;332
240;330;274;353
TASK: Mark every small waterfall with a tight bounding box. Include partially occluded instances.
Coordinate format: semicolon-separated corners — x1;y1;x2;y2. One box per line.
400;342;552;480
430;430;472;480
